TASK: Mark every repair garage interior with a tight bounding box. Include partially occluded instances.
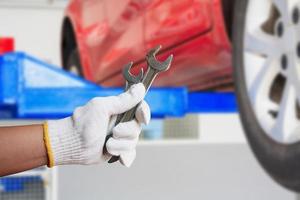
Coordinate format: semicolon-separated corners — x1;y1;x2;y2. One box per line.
0;0;300;199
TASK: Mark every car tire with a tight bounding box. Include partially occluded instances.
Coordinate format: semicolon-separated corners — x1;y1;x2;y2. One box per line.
233;0;300;192
64;48;83;76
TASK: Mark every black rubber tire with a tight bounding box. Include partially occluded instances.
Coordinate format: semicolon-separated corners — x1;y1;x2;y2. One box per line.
64;48;83;77
233;0;300;192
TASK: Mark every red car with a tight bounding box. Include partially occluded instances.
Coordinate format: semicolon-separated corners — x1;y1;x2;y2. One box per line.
61;0;300;192
61;0;233;91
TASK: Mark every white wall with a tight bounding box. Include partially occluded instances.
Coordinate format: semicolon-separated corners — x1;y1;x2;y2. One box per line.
0;4;66;66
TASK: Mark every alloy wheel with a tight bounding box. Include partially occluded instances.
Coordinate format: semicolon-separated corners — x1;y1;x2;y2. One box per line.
244;0;300;143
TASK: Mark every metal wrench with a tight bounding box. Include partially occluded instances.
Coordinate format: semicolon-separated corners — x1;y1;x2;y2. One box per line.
115;62;143;124
108;45;173;163
104;62;143;162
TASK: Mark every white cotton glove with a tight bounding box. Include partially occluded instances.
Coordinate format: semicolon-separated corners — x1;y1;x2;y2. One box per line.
43;83;150;167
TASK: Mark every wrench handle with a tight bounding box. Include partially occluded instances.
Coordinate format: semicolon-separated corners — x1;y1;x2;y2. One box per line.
107;104;139;163
142;68;158;93
108;71;158;162
106;82;136;163
108;68;159;163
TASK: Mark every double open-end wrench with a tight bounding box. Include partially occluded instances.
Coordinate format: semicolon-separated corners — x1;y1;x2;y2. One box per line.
108;45;173;163
115;62;143;124
104;62;144;161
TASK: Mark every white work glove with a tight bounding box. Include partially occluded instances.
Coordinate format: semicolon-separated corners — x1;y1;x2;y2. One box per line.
43;83;150;167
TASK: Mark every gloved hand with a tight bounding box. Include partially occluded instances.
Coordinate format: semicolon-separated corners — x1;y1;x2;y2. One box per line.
43;83;150;167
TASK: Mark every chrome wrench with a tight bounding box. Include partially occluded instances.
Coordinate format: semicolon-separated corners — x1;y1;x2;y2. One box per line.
104;62;143;162
115;62;144;124
108;45;173;163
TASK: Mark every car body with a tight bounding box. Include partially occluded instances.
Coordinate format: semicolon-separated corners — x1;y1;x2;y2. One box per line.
62;0;233;91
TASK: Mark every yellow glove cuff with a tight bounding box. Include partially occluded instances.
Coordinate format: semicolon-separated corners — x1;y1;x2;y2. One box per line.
43;122;54;168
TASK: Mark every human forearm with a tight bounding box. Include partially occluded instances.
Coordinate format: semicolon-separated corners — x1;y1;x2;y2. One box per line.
0;124;47;176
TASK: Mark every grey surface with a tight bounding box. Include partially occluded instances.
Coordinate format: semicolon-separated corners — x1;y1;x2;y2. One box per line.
57;143;295;200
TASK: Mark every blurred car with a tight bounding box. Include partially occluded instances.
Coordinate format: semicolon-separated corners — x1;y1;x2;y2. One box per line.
61;0;300;192
61;0;233;91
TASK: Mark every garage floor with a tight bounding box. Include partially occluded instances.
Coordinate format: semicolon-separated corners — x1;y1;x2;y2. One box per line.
57;143;295;200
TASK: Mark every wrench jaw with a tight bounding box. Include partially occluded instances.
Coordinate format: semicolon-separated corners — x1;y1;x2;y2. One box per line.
146;45;173;72
122;62;134;77
147;45;162;56
122;62;144;89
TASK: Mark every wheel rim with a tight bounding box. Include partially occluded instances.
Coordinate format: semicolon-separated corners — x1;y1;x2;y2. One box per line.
243;0;300;143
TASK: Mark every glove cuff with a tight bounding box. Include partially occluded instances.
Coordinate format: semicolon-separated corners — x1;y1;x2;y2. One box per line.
43;122;54;167
45;118;84;166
